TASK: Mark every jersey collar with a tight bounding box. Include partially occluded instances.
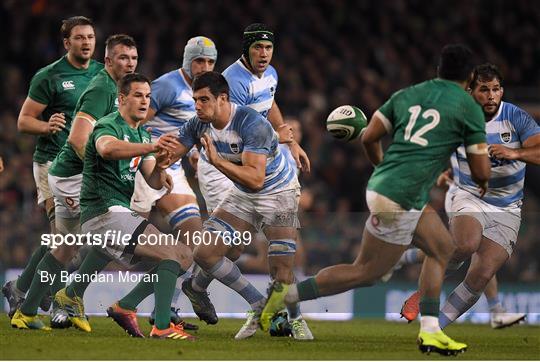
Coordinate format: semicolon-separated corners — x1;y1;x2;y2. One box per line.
177;69;191;88
211;103;237;131
488;101;504;123
236;58;265;79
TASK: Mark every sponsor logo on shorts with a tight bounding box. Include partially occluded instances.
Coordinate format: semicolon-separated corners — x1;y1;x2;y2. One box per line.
65;197;77;209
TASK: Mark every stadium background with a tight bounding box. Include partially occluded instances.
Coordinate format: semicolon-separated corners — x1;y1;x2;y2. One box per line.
0;0;539;318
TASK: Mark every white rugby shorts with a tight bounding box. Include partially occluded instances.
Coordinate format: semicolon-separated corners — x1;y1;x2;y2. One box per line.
81;205;149;266
130;165;195;213
218;179;301;231
48;173;82;218
447;187;521;256
364;190;424;246
197;157;233;213
33;161;53;207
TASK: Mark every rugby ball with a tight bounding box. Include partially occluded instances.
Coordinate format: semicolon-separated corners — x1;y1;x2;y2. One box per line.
326;105;368;142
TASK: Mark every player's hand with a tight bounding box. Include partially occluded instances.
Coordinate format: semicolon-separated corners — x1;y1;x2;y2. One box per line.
188;149;200;172
48;113;66;134
0;156;4;173
289;142;311;173
200;133;219;166
436;169;453;188
161;171;173;193
155;148;173;169
488;144;518;160
478;180;488;198
157;133;180;153
277;124;293;144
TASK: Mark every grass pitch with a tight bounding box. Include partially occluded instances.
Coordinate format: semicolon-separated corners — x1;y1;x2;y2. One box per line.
0;314;537;360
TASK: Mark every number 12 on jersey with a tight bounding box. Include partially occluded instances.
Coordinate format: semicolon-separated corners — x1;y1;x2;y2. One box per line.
404;105;440;146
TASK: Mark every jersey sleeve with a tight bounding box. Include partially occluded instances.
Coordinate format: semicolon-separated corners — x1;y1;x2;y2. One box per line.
269;65;278;91
224;72;249;106
242;116;274;155
141;128;155;160
150;76;176;111
78;87;114;121
93;122;119;142
462;99;487;146
177;117;200;149
375;92;397;132
512;107;540;142
27;70;53;105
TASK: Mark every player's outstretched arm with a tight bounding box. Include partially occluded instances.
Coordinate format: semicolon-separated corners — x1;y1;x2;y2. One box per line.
201;133;266;191
489;134;540;165
268;100;311;172
95;135;156;160
465;143;491;196
267;100;285;129
156;133;189;165
18;97;65;135
361;114;387;166
140;151;172;191
268;102;292;143
68;112;96;160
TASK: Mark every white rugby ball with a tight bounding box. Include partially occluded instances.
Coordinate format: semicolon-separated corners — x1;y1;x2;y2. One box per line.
326;105;368;142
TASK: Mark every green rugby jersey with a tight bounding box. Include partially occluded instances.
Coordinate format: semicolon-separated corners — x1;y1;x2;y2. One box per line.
80;111;152;224
367;79;486;210
27;56;103;163
49;68;118;177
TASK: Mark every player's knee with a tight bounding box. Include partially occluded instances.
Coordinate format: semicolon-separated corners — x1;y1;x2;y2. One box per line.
193;246;215;269
50;245;77;265
438;238;456;261
453;241;477;261
171;244;194;271
465;272;491;293
226;246;244;261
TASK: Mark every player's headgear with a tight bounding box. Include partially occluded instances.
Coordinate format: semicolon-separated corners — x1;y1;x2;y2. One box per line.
182;36;218;79
242;23;274;64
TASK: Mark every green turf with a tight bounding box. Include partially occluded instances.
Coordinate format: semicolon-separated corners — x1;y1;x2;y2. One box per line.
0;314;537;360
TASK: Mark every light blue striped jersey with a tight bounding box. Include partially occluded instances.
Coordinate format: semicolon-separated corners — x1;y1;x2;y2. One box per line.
145;69;195;139
222;59;278;118
451;101;540;208
178;104;296;193
279;144;298;174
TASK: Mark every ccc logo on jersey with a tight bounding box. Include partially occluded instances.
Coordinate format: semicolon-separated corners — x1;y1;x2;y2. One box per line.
62;80;75;90
129;156;142;172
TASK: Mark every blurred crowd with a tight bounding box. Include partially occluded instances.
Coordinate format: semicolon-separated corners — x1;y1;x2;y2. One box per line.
1;0;539;282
